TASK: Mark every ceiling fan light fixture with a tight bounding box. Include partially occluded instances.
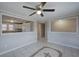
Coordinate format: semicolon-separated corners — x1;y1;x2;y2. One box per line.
36;10;42;15
23;2;55;17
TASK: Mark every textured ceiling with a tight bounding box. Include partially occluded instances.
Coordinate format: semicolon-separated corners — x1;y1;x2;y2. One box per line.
0;2;79;21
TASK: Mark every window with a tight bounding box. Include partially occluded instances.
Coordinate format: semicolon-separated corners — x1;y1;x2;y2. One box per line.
2;24;7;31
2;24;14;31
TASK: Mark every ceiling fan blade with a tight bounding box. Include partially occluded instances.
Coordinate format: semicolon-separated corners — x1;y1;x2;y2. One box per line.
23;6;36;10
40;13;44;17
41;2;46;7
43;9;55;12
29;12;36;16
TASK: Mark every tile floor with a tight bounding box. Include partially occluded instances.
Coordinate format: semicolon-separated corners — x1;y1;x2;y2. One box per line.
0;42;79;57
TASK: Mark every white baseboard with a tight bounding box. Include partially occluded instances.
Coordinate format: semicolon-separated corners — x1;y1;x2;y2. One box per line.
0;41;36;55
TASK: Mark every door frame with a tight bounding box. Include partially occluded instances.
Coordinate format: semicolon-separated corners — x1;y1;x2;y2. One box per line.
37;21;47;42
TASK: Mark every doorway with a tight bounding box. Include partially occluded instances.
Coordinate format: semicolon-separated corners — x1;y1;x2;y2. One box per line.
37;22;47;43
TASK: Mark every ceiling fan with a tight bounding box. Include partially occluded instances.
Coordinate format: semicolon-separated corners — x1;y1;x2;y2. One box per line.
23;2;55;17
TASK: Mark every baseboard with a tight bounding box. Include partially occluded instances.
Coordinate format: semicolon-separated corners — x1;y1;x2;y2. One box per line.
48;41;79;49
0;41;36;55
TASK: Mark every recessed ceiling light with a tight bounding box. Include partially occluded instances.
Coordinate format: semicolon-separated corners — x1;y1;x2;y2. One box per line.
58;20;64;24
10;20;14;23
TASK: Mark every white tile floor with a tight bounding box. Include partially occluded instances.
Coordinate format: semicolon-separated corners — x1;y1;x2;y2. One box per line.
0;42;79;57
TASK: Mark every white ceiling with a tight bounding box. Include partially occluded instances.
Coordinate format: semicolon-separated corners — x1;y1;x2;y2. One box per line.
0;2;79;21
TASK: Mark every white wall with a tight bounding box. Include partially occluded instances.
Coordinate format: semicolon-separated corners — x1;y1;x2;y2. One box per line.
0;13;2;36
0;32;37;55
48;16;79;49
48;32;79;49
0;11;37;55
